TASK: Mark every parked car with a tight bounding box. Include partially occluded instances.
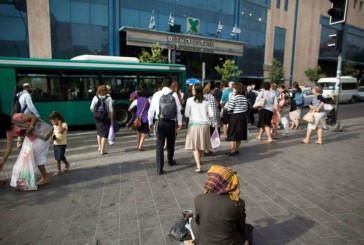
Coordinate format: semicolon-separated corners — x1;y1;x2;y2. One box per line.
302;88;314;107
356;86;364;101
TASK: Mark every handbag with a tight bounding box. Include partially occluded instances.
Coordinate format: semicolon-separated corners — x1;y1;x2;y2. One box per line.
131;99;148;131
12;118;53;141
253;91;265;110
10;137;38;191
303;110;315;123
168;219;192;241
210;127;221;149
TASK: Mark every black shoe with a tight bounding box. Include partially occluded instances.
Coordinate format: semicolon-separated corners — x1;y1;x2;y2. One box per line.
204;151;214;156
157;169;165;175
225;151;238;156
168;160;176;166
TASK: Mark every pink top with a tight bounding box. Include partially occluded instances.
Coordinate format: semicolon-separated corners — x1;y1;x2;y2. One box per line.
6;113;36;142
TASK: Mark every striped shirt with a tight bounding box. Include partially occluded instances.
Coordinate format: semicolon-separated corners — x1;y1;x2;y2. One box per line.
228;94;248;114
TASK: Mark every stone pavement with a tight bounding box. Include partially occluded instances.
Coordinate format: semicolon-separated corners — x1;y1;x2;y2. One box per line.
0;115;364;245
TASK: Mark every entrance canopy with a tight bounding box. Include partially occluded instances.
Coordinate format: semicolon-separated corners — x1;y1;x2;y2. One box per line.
120;27;244;57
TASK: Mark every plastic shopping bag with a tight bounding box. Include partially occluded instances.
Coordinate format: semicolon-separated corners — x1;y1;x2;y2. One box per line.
108;125;115;145
210;127;221;149
10;137;38;191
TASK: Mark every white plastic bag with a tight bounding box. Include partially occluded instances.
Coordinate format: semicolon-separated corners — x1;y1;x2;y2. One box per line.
108;125;115;145
10;137;38;191
210;127;221;149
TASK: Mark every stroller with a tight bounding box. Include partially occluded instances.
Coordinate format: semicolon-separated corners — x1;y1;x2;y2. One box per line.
323;97;336;126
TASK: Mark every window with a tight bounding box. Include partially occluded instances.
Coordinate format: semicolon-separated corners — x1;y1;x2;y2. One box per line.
273;27;286;64
276;0;280;9
284;0;288;11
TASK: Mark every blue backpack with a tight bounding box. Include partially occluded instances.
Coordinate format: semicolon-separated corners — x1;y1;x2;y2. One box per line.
295;93;304;106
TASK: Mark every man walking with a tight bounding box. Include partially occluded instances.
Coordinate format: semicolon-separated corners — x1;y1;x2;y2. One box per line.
18;83;40;117
148;77;182;175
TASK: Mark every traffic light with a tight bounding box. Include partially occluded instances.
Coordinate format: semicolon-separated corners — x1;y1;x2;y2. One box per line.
328;0;348;25
327;30;343;52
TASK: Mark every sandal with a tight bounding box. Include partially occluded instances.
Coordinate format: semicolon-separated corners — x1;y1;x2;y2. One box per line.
255;136;261;141
53;170;64;177
37;179;49;186
64;164;70;172
195;168;201;173
263;140;273;144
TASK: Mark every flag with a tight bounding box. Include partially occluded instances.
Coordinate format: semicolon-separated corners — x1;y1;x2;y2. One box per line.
231;25;241;35
149;10;156;30
168;13;175;26
216;21;223;33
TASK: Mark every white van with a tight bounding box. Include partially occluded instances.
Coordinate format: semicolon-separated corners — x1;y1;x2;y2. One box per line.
317;76;358;103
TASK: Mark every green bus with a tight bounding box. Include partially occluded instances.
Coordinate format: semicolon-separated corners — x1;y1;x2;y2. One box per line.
0;55;186;126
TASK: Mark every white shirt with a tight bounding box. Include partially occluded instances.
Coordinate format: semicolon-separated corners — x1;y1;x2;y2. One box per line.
147;87;182;126
90;95;114;112
184;97;213;125
18;90;40;117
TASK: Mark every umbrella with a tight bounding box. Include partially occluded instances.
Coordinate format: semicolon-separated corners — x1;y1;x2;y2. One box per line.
186;78;202;85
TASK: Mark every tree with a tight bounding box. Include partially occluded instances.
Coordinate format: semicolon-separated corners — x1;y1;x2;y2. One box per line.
138;43;167;63
304;66;325;84
268;59;285;84
344;60;360;78
214;59;242;81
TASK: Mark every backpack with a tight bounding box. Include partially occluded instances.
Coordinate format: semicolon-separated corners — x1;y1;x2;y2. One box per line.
159;91;177;120
295;92;304;106
11;90;27;115
93;95;109;121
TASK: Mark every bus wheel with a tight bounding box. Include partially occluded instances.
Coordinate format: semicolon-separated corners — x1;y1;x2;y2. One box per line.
114;105;130;126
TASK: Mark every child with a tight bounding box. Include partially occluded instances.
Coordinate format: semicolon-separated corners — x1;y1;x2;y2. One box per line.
49;111;70;176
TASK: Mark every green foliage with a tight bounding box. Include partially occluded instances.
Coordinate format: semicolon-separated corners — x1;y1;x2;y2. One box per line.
214;59;242;81
304;66;325;83
268;59;285;83
344;60;360;78
139;43;167;63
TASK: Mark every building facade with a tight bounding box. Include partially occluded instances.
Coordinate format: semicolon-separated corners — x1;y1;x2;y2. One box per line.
0;0;363;86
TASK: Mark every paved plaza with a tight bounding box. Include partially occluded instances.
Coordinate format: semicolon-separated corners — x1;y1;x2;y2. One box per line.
0;115;364;245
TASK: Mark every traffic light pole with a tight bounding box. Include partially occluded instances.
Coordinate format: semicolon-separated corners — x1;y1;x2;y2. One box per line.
331;22;345;132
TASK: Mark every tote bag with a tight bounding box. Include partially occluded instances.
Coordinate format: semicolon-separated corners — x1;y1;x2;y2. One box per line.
303;110;315;123
253;91;265;110
210;127;221;149
12;118;53;141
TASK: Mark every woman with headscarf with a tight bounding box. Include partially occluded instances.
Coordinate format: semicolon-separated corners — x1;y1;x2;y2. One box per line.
302;86;327;145
191;165;251;245
0;112;51;186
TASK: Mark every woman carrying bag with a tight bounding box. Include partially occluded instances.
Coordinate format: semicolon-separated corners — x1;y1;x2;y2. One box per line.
302;86;327;145
0;112;51;187
128;89;150;151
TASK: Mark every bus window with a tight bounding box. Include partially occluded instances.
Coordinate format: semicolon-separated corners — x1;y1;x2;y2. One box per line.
102;75;137;100
62;74;99;100
17;73;60;101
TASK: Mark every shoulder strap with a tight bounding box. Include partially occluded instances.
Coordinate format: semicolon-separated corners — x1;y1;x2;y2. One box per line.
139;99;148;118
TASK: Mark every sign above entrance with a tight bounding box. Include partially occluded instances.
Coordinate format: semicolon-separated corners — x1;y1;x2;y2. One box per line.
187;17;200;34
120;27;244;57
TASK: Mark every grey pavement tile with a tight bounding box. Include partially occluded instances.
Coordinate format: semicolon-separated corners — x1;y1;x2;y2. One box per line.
323;221;364;240
63;238;95;245
136;201;157;215
280;194;317;209
270;239;303;245
137;213;160;230
308;222;339;239
333;213;364;234
119;194;136;208
347;240;364;245
95;232;119;245
259;201;289;216
139;228;165;245
155;201;182;216
119;219;139;239
267;193;296;208
96;215;120;234
245;207;272;223
301;207;339;223
37;235;66;245
324;236;351;245
296;230;331;245
118;238;140;245
119;207;137;220
40;218;72;239
65;221;97;241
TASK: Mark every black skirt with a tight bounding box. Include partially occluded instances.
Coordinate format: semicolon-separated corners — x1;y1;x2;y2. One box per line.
95;119;111;138
257;109;273;128
227;112;247;141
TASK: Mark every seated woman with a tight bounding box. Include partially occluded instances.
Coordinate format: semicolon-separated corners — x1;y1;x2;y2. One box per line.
190;165;251;245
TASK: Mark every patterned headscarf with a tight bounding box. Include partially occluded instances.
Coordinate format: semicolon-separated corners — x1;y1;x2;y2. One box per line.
204;165;240;204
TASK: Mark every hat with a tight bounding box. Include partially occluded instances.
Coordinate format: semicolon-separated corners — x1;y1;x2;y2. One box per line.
23;83;31;87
